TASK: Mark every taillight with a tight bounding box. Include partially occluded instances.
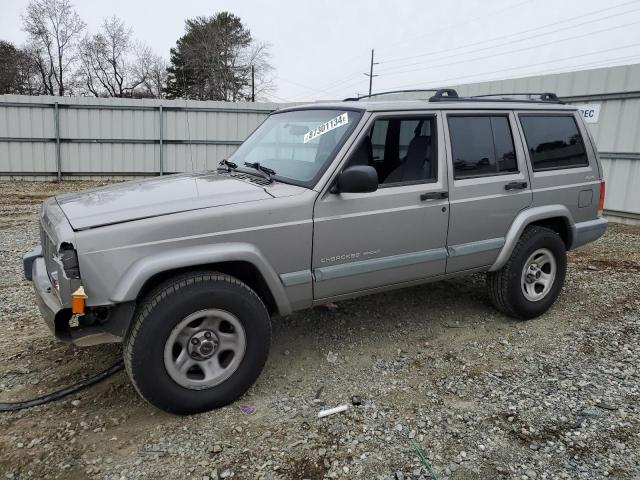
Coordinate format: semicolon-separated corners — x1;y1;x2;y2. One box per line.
598;180;605;216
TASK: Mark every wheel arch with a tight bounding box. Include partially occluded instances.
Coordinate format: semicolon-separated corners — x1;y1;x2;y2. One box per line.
110;243;291;316
490;206;574;272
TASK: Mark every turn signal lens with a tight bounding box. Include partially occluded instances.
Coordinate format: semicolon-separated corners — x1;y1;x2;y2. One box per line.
71;286;88;314
598;180;606;216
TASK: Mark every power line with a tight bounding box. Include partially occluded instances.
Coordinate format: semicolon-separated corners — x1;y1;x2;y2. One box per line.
372;18;640;79
376;0;532;54
380;43;640;92
275;76;336;96
310;1;640;97
319;21;640;97
314;0;533;94
379;0;640;68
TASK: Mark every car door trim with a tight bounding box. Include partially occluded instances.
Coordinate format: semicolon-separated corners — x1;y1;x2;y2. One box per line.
280;270;313;287
314;247;448;282
447;237;505;257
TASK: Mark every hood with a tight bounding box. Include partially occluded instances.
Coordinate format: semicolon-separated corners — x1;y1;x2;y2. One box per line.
56;172;274;230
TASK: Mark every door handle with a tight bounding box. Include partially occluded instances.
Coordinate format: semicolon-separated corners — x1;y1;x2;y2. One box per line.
420;191;449;201
504;181;528;191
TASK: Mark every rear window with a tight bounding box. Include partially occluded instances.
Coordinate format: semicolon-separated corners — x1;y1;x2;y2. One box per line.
519;115;589;171
448;115;518;179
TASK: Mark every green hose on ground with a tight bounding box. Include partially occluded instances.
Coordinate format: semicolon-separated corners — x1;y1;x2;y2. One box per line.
411;440;438;480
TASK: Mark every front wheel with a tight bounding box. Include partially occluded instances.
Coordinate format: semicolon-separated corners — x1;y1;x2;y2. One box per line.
487;226;567;320
124;272;271;414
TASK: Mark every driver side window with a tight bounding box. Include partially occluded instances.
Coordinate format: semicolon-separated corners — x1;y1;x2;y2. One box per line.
346;116;437;186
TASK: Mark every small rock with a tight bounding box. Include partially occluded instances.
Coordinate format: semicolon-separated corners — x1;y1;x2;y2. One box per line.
322;303;339;311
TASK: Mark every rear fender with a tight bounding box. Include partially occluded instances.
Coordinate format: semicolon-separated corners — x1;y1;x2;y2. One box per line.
489;206;574;272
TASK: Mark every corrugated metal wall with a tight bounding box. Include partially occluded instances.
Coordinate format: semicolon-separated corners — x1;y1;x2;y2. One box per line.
452;63;640;218
0;95;287;179
1;63;639;219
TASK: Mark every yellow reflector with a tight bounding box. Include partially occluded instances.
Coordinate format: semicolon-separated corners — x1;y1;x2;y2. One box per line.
71;286;88;314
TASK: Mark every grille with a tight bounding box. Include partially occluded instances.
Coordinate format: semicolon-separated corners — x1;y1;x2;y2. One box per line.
40;225;58;286
218;170;271;186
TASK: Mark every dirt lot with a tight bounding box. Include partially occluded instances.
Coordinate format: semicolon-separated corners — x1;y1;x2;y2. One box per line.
0;180;638;480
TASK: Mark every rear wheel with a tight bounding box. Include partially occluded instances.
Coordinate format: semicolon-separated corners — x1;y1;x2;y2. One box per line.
124;272;271;414
487;226;566;319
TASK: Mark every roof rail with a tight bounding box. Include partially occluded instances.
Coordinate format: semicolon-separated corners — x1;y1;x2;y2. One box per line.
342;89;563;104
428;89;460;102
469;92;563;103
343;88;455;101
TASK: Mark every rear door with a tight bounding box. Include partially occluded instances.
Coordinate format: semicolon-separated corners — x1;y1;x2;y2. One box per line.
443;111;532;272
516;111;601;223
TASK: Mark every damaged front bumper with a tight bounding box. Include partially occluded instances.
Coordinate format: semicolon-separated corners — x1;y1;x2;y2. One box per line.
25;248;134;347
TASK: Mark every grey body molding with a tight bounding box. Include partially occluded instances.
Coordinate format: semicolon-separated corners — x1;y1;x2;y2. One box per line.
110;242;293;315
489;205;574;272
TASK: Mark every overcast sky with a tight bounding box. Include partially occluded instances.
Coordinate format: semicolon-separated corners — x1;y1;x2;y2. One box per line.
2;0;640;101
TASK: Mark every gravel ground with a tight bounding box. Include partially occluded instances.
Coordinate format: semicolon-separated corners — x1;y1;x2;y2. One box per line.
0;180;638;480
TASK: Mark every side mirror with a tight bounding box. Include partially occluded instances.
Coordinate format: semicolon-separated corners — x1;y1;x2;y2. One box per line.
336;165;378;194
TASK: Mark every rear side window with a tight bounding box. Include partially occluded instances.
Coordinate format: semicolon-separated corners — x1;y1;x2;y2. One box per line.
448;115;518;179
519;115;589;171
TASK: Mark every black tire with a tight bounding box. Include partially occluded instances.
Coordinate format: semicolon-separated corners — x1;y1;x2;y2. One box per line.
487;226;566;320
124;272;271;415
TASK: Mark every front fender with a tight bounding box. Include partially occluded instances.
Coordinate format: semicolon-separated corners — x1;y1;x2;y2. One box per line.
109;242;292;315
489;205;575;272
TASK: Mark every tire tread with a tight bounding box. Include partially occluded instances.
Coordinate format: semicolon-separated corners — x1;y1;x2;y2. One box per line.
123;271;267;410
487;226;561;320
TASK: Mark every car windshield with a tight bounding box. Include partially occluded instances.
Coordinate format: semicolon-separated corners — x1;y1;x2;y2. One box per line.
229;109;363;186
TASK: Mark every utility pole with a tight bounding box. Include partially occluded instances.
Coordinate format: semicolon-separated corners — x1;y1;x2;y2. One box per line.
251;65;255;102
363;49;379;96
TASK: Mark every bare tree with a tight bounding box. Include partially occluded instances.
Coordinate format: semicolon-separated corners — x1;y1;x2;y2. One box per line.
133;44;167;98
22;0;85;96
77;16;164;98
241;41;275;101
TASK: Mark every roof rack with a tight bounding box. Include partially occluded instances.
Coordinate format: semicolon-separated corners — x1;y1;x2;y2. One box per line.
469;92;563;103
343;88;564;104
343;88;454;101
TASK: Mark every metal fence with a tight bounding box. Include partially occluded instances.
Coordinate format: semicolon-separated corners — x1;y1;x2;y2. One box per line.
0;95;288;180
2;63;640;220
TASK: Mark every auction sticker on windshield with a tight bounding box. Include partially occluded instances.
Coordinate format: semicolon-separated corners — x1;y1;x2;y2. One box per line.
303;113;349;143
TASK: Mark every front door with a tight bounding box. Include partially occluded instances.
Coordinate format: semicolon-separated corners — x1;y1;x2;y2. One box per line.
312;112;450;300
443;111;533;272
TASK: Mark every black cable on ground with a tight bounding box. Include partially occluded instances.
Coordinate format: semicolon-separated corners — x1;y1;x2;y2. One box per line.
0;359;124;412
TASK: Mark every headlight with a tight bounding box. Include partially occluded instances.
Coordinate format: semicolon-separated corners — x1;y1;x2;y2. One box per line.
59;243;80;279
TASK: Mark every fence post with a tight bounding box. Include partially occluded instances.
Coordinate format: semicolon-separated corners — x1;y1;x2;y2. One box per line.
54;102;61;181
159;104;164;176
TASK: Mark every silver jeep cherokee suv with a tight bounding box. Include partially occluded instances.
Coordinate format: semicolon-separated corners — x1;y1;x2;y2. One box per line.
24;89;608;414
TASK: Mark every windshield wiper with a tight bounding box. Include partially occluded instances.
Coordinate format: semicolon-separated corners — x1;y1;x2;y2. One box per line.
243;162;276;182
218;159;238;172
